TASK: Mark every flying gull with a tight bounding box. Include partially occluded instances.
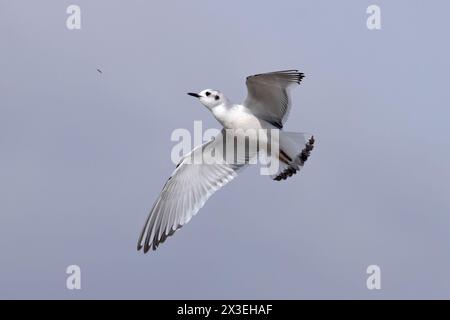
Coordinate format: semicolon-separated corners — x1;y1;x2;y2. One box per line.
137;70;315;252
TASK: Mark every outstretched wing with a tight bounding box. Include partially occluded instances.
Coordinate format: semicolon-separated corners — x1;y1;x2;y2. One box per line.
137;130;247;252
244;70;304;128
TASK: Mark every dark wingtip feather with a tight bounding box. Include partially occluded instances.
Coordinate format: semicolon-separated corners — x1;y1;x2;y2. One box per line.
273;136;315;182
138;224;180;254
247;70;305;84
299;136;315;166
298;73;305;84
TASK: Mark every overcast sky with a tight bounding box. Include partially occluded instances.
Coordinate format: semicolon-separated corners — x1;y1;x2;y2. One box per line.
1;0;450;299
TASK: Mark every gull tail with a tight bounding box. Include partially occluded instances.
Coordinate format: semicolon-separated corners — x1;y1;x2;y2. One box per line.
272;132;315;181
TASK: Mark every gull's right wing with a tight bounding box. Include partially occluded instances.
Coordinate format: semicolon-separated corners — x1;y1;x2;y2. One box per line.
137;130;248;252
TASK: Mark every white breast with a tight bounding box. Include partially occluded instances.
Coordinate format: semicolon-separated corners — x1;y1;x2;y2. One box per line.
213;104;264;130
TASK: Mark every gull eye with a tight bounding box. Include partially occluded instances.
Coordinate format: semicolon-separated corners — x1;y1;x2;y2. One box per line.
215;95;220;101
205;92;211;97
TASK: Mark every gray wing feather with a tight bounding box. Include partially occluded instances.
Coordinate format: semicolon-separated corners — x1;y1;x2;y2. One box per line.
244;70;304;128
137;130;246;252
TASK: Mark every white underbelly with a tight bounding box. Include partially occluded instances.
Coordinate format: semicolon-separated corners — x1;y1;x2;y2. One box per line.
221;108;264;130
212;105;279;153
227;115;261;130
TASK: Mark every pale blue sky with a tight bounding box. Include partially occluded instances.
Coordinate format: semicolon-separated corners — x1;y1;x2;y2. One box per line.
1;0;450;299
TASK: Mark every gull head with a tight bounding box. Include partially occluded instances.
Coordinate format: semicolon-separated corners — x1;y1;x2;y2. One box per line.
187;89;226;109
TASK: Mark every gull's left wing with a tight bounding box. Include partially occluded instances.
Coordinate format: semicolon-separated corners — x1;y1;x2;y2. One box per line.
244;70;304;128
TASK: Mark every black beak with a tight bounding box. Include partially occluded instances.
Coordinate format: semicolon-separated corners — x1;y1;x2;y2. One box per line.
187;92;201;98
